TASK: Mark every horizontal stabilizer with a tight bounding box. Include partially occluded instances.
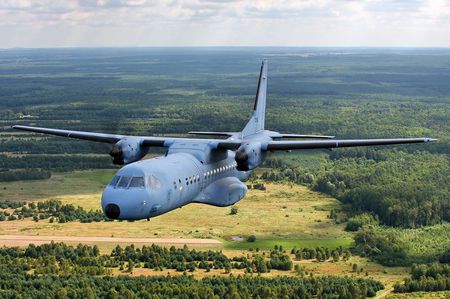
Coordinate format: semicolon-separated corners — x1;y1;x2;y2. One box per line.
188;131;236;137
270;133;335;139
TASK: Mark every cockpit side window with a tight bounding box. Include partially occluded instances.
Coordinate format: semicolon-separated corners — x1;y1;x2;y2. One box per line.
117;176;131;188
109;176;120;187
129;177;145;188
147;175;162;189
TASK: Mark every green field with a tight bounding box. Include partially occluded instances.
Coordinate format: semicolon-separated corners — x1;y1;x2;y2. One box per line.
222;237;353;250
0;170;352;244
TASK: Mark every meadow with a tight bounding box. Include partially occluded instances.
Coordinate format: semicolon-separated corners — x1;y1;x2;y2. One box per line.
0;170;352;250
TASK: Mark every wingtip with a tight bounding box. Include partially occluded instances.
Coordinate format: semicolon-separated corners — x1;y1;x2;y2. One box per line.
426;138;438;142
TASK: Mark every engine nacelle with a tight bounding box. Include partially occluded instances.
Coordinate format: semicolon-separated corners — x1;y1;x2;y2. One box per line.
109;138;148;165
235;142;262;171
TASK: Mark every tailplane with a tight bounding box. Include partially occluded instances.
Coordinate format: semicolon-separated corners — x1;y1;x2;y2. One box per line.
242;60;268;137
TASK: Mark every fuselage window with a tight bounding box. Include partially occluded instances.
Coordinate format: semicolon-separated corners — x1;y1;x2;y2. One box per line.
129;177;145;188
147;175;162;189
117;176;131;188
109;176;120;187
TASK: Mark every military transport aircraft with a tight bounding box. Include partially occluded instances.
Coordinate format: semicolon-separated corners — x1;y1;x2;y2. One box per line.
13;60;436;221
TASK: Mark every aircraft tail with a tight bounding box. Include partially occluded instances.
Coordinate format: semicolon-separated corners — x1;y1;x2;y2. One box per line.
242;60;268;137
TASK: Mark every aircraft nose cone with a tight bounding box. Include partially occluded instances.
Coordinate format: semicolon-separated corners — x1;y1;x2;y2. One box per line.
104;203;120;219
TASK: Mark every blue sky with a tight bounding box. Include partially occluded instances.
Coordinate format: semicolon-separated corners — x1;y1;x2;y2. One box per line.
1;0;449;47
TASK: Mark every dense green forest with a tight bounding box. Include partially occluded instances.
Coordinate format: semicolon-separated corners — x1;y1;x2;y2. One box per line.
0;242;384;298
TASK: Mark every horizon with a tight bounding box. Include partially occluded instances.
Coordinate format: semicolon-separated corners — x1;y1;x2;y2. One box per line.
2;46;450;50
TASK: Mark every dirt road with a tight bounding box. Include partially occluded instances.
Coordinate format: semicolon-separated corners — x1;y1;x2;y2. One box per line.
0;234;222;247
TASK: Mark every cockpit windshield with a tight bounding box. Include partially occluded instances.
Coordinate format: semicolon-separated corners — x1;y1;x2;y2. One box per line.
108;175;161;189
129;177;145;188
117;176;131;188
109;176;120;187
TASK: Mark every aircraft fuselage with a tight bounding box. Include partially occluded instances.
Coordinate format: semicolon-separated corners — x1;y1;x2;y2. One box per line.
101;150;251;220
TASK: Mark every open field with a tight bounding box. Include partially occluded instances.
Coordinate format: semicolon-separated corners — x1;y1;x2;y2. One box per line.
386;291;450;298
0;235;221;252
0;170;352;250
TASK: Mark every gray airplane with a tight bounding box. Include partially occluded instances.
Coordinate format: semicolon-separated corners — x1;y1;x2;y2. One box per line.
13;60;436;221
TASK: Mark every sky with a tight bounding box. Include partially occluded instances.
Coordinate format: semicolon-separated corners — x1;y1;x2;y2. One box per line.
0;0;450;48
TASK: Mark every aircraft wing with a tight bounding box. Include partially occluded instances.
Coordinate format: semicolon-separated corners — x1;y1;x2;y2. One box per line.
12;125;241;149
264;138;436;151
12;125;436;151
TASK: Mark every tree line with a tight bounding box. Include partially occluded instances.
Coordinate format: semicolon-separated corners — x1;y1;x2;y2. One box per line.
0;241;384;298
0;199;108;223
394;263;450;293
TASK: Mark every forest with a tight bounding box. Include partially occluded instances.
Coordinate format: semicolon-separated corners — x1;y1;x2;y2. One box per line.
0;242;384;298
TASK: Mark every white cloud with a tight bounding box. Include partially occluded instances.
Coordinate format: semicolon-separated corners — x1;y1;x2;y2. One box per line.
0;0;449;47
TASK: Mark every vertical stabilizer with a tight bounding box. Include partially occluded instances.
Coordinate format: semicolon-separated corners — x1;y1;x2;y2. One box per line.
242;60;268;137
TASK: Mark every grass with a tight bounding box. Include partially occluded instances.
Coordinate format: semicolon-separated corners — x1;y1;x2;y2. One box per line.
222;238;353;250
386;291;450;298
0;170;352;243
0;170;116;204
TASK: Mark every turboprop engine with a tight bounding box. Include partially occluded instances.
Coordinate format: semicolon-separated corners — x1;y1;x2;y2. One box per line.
109;137;148;165
235;142;262;171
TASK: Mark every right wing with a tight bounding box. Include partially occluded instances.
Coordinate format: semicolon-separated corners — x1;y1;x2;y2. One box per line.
264;138;436;151
12;125;241;149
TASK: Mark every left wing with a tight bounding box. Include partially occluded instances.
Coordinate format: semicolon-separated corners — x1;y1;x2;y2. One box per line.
263;138;436;151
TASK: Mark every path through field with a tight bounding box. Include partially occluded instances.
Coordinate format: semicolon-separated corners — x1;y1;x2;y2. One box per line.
0;234;222;247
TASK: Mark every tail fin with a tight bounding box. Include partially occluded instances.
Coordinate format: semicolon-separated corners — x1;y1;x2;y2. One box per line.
242;60;268;137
